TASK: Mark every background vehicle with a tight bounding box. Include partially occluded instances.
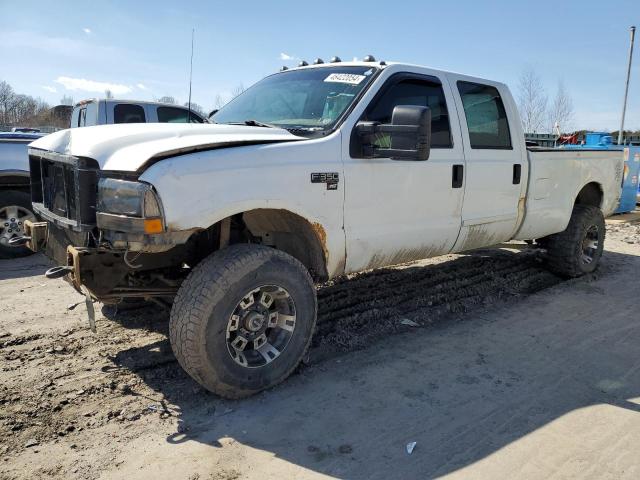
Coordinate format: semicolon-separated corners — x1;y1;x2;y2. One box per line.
0;131;43;258
24;60;623;398
70;99;207;127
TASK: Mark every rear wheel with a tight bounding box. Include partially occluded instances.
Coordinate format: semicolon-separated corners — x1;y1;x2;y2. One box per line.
544;205;605;277
169;244;317;398
0;190;37;259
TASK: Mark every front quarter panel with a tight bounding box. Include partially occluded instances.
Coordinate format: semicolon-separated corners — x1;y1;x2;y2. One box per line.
139;134;346;277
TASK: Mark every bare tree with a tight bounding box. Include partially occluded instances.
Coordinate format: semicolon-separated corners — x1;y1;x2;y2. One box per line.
213;93;227;110
0;79;55;127
158;96;176;104
230;84;245;99
210;84;246;112
60;95;74;106
182;102;205;116
549;80;574;134
0;81;16;125
517;68;548;133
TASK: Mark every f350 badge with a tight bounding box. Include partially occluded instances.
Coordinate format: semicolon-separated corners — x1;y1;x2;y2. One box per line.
311;172;339;190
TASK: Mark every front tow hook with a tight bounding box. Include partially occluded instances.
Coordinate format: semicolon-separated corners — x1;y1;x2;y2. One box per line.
45;266;73;279
8;236;31;246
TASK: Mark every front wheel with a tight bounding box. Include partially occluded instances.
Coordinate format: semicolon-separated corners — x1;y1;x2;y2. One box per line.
543;204;605;278
0;190;37;259
169;244;317;398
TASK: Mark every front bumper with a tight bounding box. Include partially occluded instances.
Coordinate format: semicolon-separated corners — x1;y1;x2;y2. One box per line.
24;220;180;302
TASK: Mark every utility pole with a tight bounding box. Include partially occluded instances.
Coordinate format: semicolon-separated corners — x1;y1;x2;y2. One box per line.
618;26;635;145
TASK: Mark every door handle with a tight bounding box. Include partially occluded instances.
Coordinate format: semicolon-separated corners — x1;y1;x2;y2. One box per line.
513;164;522;184
452;164;464;188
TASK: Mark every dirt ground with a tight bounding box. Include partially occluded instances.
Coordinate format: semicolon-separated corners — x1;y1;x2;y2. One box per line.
1;219;639;480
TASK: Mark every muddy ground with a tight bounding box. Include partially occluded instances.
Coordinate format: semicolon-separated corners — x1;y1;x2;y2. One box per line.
1;220;639;479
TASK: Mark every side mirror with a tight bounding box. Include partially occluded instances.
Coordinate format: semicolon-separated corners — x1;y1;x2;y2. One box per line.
355;105;431;161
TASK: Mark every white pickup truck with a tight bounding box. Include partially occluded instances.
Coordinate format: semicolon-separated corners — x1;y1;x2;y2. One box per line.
23;59;622;398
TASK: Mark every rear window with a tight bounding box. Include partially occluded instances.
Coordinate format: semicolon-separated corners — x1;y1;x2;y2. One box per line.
114;104;146;124
157;106;203;123
457;81;512;149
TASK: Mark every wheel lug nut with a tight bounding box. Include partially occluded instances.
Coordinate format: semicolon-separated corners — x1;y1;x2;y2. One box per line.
10;218;15;222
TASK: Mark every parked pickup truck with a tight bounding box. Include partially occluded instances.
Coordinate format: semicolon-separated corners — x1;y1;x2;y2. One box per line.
71;99;206;128
0;131;43;258
22;59;622;398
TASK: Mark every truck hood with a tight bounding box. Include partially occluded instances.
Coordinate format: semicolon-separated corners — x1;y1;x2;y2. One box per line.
28;123;304;171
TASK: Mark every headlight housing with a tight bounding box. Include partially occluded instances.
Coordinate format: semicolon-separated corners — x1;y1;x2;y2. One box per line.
96;178;165;234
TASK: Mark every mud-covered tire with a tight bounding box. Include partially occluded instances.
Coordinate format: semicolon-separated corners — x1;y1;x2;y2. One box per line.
169;244;317;399
544;205;605;278
0;190;37;260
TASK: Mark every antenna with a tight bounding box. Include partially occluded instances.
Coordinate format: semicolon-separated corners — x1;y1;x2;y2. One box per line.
187;28;195;123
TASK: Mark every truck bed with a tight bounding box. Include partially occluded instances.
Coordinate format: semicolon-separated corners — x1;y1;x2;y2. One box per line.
514;148;623;240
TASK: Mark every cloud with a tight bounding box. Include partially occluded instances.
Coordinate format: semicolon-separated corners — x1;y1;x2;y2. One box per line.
279;52;294;61
136;83;147;90
41;86;57;93
55;76;132;95
82;28;91;34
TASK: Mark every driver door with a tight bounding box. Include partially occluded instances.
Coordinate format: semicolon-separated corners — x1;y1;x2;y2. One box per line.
342;72;465;273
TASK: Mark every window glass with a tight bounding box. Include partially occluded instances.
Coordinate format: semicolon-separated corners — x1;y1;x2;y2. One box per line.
457;81;512;149
70;107;80;127
364;79;452;148
84;102;98;126
157;106;203;123
114;104;146;124
212;66;377;133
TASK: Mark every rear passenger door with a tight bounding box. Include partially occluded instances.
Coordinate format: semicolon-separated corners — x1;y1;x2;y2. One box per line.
448;76;528;252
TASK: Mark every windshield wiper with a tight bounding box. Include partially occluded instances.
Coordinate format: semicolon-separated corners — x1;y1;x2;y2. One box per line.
228;119;279;128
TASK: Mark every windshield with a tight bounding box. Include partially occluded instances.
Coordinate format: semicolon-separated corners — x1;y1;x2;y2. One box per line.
212;66;378;133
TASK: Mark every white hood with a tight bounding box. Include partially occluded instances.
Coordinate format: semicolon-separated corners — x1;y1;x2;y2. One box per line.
29;123;303;171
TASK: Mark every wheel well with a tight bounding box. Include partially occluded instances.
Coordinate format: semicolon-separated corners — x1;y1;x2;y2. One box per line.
575;182;603;208
188;209;329;282
242;209;328;282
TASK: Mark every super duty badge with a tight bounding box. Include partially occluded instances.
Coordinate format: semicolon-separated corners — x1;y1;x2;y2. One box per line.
311;172;339;190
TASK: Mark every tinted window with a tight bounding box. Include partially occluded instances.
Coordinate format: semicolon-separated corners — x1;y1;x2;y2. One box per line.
364;78;452;148
157;106;203;123
114;104;146;124
457;81;511;149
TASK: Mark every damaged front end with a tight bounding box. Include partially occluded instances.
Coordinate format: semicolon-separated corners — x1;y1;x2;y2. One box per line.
25;149;194;309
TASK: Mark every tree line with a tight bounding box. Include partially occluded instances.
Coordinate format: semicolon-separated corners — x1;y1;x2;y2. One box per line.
1;79;247;129
4;75;634;136
0;80;72;129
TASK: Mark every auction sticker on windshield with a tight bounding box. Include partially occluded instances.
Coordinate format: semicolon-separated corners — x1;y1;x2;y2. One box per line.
324;73;366;85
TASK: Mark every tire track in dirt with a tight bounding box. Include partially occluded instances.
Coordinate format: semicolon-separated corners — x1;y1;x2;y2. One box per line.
313;249;562;353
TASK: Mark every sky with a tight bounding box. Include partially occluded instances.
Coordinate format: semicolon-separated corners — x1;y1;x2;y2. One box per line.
0;0;638;131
